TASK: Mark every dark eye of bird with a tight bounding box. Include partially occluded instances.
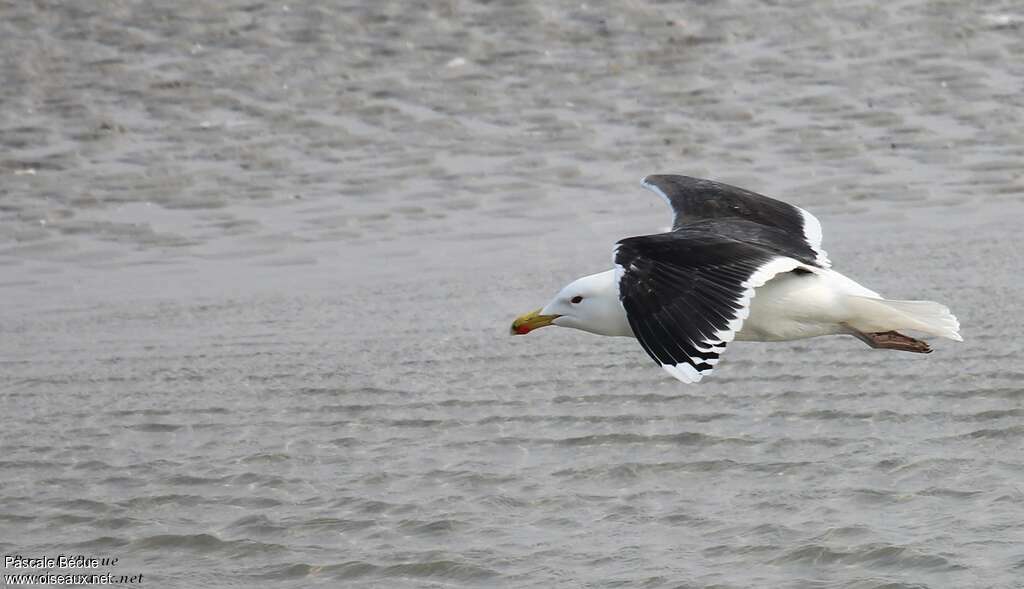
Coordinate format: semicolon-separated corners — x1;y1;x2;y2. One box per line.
571;296;583;304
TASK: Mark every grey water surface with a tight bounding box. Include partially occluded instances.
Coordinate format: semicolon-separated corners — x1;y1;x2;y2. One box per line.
2;1;1023;587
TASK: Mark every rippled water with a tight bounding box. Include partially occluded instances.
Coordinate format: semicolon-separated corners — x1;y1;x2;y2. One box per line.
2;1;1023;587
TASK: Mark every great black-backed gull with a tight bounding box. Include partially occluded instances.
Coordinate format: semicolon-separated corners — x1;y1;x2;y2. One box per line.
510;175;962;384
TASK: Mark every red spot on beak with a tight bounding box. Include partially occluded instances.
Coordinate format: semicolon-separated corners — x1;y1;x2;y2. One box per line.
514;324;531;335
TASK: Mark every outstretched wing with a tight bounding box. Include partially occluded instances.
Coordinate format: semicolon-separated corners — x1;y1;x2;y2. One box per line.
615;229;803;383
641;174;830;267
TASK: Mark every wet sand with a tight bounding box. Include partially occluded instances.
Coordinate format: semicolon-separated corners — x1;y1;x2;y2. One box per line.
2;1;1023;587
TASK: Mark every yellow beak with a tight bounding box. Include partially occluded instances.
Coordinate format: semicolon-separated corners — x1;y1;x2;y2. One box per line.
510;308;560;335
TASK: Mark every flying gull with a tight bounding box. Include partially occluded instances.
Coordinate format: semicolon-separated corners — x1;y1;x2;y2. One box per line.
510;175;962;384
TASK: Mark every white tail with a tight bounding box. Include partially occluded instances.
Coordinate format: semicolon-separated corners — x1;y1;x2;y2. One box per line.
847;296;962;341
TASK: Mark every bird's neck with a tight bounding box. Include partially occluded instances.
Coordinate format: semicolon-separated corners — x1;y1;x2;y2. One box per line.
582;269;633;337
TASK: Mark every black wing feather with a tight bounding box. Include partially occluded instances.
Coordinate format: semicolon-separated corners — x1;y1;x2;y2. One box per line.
615;229;800;383
642;174;830;267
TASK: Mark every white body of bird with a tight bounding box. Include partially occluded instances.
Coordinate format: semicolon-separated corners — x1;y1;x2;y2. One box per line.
538;266;962;344
737;268;960;342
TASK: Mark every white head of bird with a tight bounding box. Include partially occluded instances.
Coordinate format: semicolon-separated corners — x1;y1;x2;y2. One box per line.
510;269;631;337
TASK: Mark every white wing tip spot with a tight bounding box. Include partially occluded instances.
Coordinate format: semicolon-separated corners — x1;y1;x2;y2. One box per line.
662;363;703;384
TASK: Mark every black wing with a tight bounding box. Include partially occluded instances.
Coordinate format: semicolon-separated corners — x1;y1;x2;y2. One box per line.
615;229;802;383
641;174;830;267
